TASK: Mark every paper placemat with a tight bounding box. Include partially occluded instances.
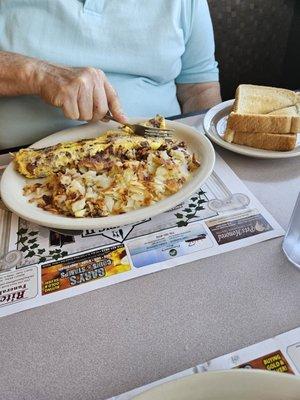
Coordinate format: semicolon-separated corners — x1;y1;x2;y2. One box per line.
0;116;284;318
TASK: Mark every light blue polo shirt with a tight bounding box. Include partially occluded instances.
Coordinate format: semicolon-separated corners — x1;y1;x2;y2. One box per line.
0;0;218;149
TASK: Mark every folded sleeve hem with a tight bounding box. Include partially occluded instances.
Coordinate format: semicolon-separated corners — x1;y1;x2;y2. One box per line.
175;70;219;84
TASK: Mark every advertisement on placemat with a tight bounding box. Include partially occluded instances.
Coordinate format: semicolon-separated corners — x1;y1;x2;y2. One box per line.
0;266;38;307
42;245;130;295
127;223;213;268
206;210;273;245
236;350;294;374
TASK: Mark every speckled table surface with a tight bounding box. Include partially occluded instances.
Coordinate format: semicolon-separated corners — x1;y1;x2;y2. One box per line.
0;114;299;400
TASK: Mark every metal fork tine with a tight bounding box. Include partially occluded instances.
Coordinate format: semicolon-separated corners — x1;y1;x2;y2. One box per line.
144;129;172;134
146;133;172;137
144;127;175;132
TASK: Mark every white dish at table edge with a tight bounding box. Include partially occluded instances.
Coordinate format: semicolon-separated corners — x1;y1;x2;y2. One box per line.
133;370;300;400
0;118;215;230
203;99;300;159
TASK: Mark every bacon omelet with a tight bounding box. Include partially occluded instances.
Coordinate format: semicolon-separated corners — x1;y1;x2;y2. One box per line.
17;116;200;218
15;115;167;179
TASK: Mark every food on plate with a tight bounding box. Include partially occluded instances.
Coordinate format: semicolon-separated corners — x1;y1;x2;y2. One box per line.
16;116;200;218
225;132;297;152
15;115;168;179
226;85;300;133
224;85;300;151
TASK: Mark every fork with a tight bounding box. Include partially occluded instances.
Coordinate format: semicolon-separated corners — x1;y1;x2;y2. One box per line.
103;113;174;138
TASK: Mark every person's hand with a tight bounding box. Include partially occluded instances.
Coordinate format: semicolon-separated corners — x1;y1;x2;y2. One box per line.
34;62;127;123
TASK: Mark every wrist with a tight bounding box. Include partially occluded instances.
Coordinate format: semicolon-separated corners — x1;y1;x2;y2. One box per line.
23;58;45;95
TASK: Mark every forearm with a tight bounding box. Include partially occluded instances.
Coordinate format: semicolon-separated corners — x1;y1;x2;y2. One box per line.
0;51;125;122
0;51;41;96
177;82;222;113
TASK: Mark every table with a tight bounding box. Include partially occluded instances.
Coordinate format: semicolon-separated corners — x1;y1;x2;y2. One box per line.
0;112;300;400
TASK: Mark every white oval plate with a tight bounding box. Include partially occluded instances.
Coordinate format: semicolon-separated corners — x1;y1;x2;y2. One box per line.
0;119;215;230
133;370;300;400
203;99;300;159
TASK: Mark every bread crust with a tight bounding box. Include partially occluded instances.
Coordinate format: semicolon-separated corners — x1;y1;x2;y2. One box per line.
227;112;300;134
224;130;297;151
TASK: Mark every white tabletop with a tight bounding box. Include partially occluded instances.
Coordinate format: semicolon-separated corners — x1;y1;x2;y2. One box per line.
0;114;300;400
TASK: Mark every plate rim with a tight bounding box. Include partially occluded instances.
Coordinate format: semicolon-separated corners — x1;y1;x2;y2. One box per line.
0;119;215;230
203;99;300;159
133;369;300;400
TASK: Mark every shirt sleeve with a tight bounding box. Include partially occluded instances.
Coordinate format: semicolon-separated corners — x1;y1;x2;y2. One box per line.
175;0;219;84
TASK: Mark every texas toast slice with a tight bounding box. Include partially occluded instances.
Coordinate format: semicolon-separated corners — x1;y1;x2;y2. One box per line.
227;85;300;134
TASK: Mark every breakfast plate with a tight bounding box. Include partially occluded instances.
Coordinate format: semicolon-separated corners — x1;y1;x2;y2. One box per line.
133;370;300;400
203;99;300;159
0;118;215;230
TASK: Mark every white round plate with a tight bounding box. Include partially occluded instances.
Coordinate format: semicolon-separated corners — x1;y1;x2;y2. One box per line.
203;99;300;159
0;119;215;230
133;370;300;400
